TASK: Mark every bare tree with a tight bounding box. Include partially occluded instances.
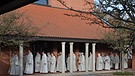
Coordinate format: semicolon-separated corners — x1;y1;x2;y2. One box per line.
0;11;38;51
57;0;135;31
57;0;135;72
103;29;133;72
0;11;38;76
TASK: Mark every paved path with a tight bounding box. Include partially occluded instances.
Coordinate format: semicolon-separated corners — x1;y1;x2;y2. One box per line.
1;69;133;76
24;70;121;76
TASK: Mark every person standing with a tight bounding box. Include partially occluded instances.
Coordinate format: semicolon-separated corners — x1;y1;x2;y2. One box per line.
50;53;56;73
47;52;51;72
24;50;34;74
23;52;27;73
114;53;119;69
40;51;48;73
110;52;115;69
124;54;128;69
88;52;92;71
56;52;66;72
96;53;103;71
104;54;110;70
9;52;19;75
78;53;85;71
101;53;105;70
78;53;81;71
73;53;77;72
56;53;61;72
66;54;70;71
35;52;41;72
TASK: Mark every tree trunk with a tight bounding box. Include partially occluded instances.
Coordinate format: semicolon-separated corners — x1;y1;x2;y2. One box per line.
121;51;125;72
19;42;23;76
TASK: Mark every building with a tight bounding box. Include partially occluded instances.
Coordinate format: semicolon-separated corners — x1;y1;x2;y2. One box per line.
0;0;134;75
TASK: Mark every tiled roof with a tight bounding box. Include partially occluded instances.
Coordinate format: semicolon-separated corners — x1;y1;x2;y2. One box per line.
17;4;109;40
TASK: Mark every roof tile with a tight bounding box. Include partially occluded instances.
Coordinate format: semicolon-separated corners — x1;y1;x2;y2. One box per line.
17;4;109;40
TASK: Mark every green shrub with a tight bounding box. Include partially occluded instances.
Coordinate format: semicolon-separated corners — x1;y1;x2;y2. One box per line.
113;71;133;75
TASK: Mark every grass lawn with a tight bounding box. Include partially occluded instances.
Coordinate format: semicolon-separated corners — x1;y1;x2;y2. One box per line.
113;71;134;75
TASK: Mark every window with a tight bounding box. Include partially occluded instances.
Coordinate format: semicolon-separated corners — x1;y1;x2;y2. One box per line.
34;0;48;5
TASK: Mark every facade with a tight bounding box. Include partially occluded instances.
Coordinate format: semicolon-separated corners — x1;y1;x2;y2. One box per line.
0;0;134;75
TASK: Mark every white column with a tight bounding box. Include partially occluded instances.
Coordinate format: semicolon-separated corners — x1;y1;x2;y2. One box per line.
19;42;23;76
61;42;66;73
69;42;74;73
85;43;89;72
92;43;96;72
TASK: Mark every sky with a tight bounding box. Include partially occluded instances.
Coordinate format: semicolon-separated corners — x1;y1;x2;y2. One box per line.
34;0;47;5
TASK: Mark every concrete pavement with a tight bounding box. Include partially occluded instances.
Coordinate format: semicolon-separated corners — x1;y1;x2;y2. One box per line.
24;69;122;76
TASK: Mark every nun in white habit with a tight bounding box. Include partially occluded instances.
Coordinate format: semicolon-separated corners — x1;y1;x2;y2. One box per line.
23;52;27;73
114;53;119;69
78;52;85;71
101;53;105;70
50;53;56;73
40;51;48;73
24;50;34;74
35;52;41;72
47;52;51;72
66;54;70;71
9;52;19;75
124;54;128;69
110;52;115;69
56;52;66;72
96;53;103;71
56;53;61;72
88;52;92;71
73;53;77;72
104;54;110;70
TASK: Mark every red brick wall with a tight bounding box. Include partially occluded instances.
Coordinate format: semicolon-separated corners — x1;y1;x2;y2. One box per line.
0;50;10;75
96;43;118;56
0;46;30;75
0;47;19;75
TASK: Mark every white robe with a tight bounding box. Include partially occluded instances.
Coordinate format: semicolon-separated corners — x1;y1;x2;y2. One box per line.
24;52;34;74
124;54;128;68
114;54;119;69
73;54;77;72
47;54;51;72
78;54;85;71
35;53;41;72
104;56;110;70
102;56;105;70
128;50;132;59
40;54;48;73
96;55;103;71
9;55;19;75
23;55;27;72
57;55;66;72
56;55;61;72
88;54;92;71
66;56;70;71
110;54;115;68
50;55;56;72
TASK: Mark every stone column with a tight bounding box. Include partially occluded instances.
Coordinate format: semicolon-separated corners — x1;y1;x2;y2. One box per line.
61;42;66;73
85;43;89;72
19;42;23;76
92;43;96;72
69;42;74;73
